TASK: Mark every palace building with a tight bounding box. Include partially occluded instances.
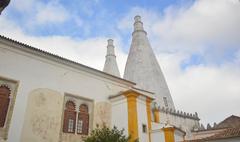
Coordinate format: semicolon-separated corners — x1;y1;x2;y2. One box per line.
0;16;202;142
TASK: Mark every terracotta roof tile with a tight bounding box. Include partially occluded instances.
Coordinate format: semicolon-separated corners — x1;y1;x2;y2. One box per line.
185;127;240;142
215;115;240;129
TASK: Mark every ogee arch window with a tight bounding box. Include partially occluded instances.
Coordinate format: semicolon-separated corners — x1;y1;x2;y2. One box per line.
77;104;89;135
63;101;77;133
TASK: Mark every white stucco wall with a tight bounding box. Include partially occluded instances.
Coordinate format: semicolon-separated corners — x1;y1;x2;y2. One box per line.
151;129;165;142
160;111;199;138
151;122;165;130
110;96;129;135
136;96;149;142
0;43;132;142
174;130;185;142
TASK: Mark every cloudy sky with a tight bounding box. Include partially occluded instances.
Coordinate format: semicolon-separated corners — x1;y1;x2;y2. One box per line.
1;0;240;127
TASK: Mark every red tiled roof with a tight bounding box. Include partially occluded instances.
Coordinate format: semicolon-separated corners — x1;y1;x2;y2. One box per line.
215;115;240;129
211;127;240;139
185;127;240;142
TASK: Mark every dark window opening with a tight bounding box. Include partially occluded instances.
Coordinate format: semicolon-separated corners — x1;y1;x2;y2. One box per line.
142;124;147;133
78;104;89;135
63;102;89;135
63;101;77;133
0;85;10;127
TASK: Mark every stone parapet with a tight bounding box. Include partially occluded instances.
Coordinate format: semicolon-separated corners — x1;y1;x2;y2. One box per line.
156;106;200;121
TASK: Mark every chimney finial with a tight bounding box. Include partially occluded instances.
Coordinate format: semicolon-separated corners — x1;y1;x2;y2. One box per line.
134;15;141;22
133;15;145;33
107;39;113;46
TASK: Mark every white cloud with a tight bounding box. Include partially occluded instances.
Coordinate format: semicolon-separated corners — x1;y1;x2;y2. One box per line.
30;36;127;76
119;0;240;55
156;0;240;126
35;2;69;24
152;0;240;51
158;52;240;125
0;16;126;76
11;0;36;12
10;0;70;25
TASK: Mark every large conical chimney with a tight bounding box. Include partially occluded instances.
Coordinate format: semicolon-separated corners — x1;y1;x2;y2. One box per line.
124;15;175;109
103;39;121;77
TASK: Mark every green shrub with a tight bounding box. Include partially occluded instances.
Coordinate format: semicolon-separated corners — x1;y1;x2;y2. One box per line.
84;125;135;142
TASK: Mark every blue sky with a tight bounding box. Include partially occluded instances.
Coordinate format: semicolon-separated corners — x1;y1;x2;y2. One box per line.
6;0;194;40
1;0;240;126
4;0;237;64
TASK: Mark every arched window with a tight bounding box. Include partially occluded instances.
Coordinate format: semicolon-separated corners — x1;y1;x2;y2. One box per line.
77;104;89;135
0;85;10;127
63;101;77;133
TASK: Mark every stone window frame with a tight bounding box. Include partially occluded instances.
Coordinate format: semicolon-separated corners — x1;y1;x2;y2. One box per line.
61;93;93;136
0;76;19;140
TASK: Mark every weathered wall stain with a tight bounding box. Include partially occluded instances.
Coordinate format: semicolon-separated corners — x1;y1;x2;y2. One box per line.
31;114;59;141
21;88;63;142
95;102;111;127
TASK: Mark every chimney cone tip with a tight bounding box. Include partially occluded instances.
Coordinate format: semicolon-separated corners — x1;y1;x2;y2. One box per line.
134;15;141;22
107;39;114;45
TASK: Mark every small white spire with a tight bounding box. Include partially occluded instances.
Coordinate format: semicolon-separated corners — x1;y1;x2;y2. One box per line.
103;39;121;77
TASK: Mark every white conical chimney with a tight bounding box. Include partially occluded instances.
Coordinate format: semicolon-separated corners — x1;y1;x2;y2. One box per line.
124;15;175;109
103;39;121;77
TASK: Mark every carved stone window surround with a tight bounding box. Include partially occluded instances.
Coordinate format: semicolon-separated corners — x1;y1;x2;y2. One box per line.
0;76;19;140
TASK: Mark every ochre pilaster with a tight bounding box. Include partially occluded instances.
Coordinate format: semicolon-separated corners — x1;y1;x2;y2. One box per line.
124;92;139;142
153;109;160;123
163;127;175;142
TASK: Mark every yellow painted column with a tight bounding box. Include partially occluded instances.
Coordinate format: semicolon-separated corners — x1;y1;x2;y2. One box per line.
146;98;152;142
153;109;160;123
163;127;175;142
124;92;139;142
